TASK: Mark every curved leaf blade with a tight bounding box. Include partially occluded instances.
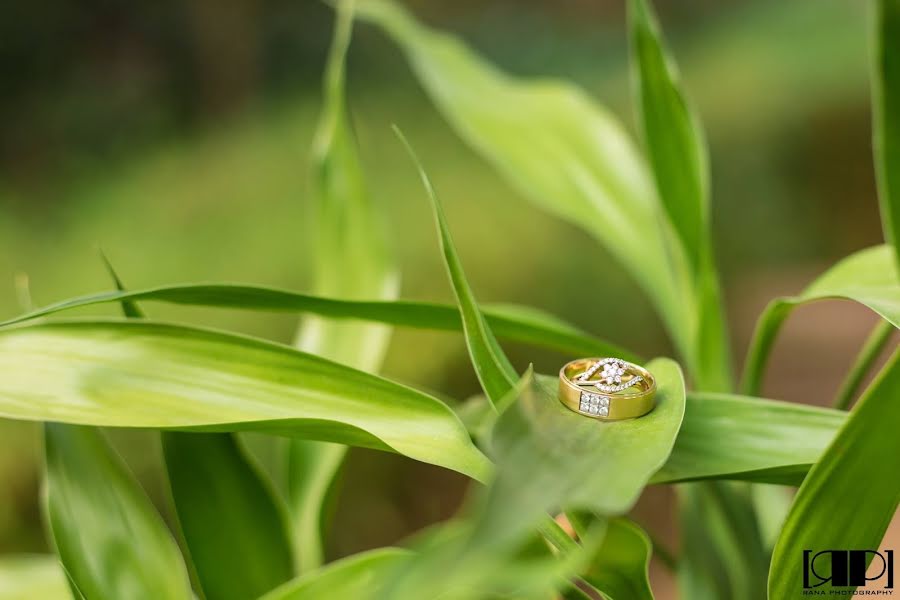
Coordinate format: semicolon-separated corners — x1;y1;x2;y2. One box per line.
260;548;411;600
395;128;516;408
0;284;637;363
742;245;900;395
654;393;845;485
163;432;294;600
768;348;900;598
45;424;192;600
0;320;490;482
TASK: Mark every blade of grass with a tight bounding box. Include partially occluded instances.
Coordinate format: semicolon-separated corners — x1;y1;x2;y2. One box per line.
742;244;900;395
0;285;638;363
394;127;517;409
768;348;900;597
45;424;193;600
573;518;654;600
0;318;490;482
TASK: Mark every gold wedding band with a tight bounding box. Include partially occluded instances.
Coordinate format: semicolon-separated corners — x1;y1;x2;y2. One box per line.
558;357;656;420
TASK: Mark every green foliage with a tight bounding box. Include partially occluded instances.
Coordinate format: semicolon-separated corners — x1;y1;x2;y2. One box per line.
0;320;490;481
0;555;69;600
44;425;192;599
163;433;294;600
769;349;900;598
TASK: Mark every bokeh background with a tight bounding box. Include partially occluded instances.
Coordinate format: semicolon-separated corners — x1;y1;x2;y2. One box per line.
1;0;896;596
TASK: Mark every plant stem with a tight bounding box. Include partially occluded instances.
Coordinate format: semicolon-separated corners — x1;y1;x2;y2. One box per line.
833;320;895;410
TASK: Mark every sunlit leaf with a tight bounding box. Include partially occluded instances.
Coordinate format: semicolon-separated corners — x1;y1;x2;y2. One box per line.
395;127;517;408
874;0;900;267
0;284;637;363
769;348;900;597
260;548;411;600
629;0;708;267
356;0;699;376
290;0;401;573
45;424;192;600
475;361;684;550
0;555;70;600
163;432;295;599
742;245;900;395
653;393;845;485
628;0;732;392
0;320;490;482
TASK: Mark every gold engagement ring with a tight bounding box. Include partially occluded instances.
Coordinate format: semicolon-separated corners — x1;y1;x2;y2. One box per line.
558;357;656;420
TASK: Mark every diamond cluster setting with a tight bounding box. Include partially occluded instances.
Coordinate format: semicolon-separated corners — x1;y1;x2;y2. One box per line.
579;392;610;417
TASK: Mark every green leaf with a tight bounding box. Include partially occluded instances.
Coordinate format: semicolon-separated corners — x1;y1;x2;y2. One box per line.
162;432;294;600
0;555;70;600
742;245;900;395
768;348;900;597
576;518;654;600
395;127;517;408
653;393;845;485
0;284;637;363
356;0;699;376
260;548;412;600
44;424;192;600
628;0;708;269
290;0;400;573
677;483;766;600
874;0;900;267
0;319;490;482
627;0;731;392
475;360;684;550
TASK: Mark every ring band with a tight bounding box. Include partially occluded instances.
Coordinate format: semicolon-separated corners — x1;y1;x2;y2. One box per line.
558;357;656;420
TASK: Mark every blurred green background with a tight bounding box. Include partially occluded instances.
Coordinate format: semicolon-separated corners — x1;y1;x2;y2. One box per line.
0;0;891;590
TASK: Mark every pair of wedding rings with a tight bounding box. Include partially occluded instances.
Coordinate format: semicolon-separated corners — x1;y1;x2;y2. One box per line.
558;357;656;421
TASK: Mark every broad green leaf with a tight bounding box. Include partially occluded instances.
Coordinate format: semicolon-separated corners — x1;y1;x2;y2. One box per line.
395;127;517;407
628;0;732;392
0;320;490;482
290;0;400;573
629;0;708;268
44;424;192;600
572;518;654;600
475;359;684;550
0;284;637;363
874;0;900;267
742;245;900;395
260;548;412;600
163;432;294;600
769;348;900;597
653;393;845;485
371;363;682;600
356;0;700;377
0;555;70;600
